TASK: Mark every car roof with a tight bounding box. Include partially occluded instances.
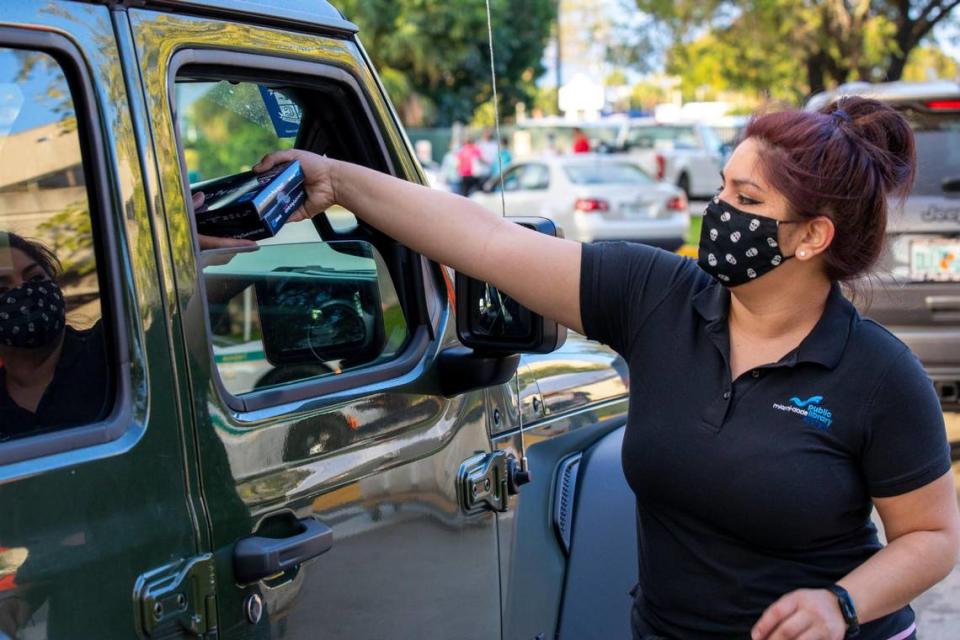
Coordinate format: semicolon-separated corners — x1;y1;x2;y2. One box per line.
806;80;960;110
113;0;358;33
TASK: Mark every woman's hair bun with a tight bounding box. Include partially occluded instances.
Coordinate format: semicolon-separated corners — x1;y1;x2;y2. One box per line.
821;96;916;198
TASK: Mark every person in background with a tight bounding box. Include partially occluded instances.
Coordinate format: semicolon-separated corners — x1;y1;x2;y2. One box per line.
489;135;512;179
572;127;591;153
477;129;498;182
439;139;461;193
456;136;484;196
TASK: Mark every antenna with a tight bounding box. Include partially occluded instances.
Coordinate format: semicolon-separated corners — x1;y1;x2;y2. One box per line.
483;0;529;476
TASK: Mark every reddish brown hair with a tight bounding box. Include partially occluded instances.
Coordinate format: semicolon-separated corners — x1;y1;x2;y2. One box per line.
743;96;915;282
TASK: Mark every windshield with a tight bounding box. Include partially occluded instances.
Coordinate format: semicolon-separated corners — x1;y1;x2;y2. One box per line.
901;109;960;197
564;163;653;185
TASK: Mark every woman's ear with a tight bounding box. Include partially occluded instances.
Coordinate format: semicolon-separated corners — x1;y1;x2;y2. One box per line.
794;216;835;260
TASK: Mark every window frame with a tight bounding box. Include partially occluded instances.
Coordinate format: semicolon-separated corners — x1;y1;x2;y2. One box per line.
167;49;436;415
0;28;133;466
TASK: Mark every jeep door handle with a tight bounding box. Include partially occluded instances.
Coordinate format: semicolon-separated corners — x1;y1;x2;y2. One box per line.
233;516;333;584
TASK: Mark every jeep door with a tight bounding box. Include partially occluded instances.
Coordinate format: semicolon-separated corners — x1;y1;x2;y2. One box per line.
0;3;201;637
126;7;501;638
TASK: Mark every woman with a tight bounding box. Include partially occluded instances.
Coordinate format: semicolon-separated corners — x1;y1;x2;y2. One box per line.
0;232;108;439
0;205;248;441
254;97;960;640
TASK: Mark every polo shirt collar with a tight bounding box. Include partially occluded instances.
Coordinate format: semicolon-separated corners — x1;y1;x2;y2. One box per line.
692;281;856;370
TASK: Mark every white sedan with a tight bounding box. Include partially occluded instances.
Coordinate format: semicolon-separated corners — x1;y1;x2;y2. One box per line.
470;154;689;249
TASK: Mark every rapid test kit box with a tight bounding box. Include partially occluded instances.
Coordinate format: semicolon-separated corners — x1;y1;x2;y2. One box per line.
191;160;306;240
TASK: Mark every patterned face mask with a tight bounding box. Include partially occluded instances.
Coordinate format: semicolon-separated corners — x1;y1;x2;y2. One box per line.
697;197;798;287
0;280;66;348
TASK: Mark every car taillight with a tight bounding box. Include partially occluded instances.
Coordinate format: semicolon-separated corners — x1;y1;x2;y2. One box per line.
666;194;687;211
574;198;610;213
925;99;960;111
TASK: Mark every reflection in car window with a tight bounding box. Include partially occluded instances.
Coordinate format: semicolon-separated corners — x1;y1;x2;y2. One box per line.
564;163;653;185
202;241;409;397
0;48;112;442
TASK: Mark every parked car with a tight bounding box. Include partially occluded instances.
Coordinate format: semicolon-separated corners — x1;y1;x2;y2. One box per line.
0;1;639;639
806;81;960;415
607;118;726;199
470;154;690;250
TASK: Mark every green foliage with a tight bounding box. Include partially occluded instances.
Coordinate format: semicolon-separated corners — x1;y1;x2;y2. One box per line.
337;0;556;126
636;0;960;102
37;200;95;281
180;83;295;182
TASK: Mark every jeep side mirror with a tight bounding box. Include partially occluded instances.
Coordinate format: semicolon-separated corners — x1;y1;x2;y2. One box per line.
455;217;567;354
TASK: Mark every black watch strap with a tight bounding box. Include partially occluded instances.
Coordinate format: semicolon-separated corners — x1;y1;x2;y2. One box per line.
827;584;860;638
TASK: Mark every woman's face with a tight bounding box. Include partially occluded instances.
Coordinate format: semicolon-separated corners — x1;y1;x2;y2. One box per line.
718;137;793;223
0;247;52;295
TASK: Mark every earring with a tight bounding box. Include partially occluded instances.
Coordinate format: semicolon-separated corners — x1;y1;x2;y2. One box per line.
799;250;807;258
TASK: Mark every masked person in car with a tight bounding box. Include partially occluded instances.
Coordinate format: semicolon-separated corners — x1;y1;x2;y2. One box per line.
256;96;960;640
0;197;250;442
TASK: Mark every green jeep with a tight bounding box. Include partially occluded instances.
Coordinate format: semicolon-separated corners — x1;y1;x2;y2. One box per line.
0;1;636;638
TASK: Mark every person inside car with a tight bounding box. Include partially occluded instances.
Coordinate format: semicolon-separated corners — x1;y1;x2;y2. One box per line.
255;96;960;640
0;196;250;442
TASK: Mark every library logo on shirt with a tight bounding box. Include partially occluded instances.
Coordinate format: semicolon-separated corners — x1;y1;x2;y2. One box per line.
772;394;834;430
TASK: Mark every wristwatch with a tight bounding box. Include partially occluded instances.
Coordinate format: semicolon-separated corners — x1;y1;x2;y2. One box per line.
827;584;860;638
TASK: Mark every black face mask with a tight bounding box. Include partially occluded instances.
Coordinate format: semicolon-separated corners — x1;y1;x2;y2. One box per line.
697;197;796;287
0;280;66;348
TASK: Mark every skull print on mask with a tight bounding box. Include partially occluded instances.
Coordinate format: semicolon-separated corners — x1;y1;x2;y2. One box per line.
697;197;796;287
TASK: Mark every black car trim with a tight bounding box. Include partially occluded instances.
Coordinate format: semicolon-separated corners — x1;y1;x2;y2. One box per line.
0;28;135;467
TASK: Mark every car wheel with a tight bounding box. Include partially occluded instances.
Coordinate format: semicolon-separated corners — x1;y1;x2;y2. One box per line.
677;173;691;198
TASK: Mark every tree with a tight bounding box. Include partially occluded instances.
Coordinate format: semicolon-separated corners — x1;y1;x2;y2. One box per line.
635;0;960;100
337;0;556;126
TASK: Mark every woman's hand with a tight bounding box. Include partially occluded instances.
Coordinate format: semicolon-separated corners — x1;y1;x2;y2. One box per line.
253;150;336;222
751;589;846;640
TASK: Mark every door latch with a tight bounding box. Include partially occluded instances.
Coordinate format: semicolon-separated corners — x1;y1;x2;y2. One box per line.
134;554;218;638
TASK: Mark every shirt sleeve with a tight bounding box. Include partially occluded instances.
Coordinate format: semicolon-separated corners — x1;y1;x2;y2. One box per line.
579;241;699;356
860;347;952;498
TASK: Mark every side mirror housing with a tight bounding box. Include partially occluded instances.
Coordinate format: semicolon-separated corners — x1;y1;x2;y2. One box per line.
455;217;567;354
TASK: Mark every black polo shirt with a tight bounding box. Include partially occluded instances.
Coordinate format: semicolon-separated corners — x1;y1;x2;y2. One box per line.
0;322;109;441
579;242;951;640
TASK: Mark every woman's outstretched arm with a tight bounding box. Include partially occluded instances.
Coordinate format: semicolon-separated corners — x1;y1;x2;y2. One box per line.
255;150;585;334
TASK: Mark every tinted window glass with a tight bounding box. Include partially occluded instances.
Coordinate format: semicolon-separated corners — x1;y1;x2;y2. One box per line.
175;79;358;242
900;110;960;197
202;241;408;397
564;163;653;185
519;164;549;190
0;48;112;442
627;125;698;149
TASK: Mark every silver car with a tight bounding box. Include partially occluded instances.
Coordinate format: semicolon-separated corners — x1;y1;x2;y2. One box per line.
470;154;690;250
808;81;960;414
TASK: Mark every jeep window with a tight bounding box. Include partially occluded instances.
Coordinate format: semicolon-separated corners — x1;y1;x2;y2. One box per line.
0;47;113;442
175;72;411;400
627;125;699;150
899;108;960;197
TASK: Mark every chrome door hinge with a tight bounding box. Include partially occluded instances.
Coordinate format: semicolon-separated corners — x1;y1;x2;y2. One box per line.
458;451;531;514
134;554;218;638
